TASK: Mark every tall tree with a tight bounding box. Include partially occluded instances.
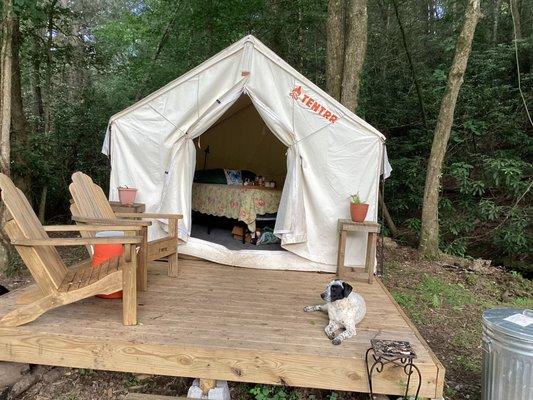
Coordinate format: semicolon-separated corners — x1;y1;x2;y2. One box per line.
10;18;33;198
391;0;429;131
509;0;522;40
492;0;503;43
31;34;45;133
325;0;345;101
419;0;482;258
325;0;368;111
0;0;14;270
340;0;368;111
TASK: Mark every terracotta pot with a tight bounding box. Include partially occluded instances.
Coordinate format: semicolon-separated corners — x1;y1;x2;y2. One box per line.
118;187;137;205
350;202;369;222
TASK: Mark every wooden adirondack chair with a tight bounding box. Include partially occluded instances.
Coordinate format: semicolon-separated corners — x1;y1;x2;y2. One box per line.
69;172;182;291
0;174;142;327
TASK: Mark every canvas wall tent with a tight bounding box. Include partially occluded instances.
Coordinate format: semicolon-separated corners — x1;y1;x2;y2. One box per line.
102;35;391;272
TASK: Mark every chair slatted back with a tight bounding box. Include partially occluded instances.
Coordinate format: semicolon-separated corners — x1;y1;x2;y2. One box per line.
70;202;95;255
0;174;67;293
69;172;116;221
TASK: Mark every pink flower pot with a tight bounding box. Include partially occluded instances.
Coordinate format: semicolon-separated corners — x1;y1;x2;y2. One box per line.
118;188;137;205
350;203;369;222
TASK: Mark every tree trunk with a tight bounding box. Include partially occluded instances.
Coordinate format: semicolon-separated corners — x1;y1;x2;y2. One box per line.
379;190;398;237
135;8;180;101
492;0;503;43
0;0;14;271
419;0;481;258
38;185;48;224
392;0;430;131
340;0;367;111
43;0;58;134
325;0;345;101
10;18;32;199
31;35;44;132
509;0;522;40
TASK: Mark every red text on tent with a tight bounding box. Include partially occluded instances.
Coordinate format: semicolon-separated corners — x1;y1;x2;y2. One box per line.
289;86;339;123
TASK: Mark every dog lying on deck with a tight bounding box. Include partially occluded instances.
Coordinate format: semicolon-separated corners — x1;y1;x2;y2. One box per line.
304;279;366;345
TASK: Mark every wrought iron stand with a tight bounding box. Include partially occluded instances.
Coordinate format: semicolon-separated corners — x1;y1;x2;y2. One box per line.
365;339;422;399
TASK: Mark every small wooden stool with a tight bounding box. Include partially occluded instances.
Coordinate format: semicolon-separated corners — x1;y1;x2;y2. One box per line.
337;219;380;283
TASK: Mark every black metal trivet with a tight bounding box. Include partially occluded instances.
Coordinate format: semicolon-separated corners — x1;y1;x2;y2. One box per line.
365;339;421;399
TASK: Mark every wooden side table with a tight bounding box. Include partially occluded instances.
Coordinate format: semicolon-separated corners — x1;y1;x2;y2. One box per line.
109;201;146;214
337;219;380;283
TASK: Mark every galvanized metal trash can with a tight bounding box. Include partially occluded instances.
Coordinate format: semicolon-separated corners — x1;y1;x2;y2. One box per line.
482;308;533;400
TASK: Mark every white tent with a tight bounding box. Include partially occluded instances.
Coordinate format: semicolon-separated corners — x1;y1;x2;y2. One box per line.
102;35;390;273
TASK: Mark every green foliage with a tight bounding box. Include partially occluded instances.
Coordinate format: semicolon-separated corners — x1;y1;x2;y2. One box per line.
349;193;362;204
379;32;532;273
250;385;299;400
417;276;474;310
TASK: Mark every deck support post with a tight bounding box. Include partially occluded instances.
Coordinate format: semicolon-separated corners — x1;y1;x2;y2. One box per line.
187;379;230;400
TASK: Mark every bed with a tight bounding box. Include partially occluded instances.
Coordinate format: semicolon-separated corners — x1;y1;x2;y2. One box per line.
192;182;282;231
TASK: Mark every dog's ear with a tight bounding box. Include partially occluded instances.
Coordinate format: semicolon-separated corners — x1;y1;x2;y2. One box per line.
342;282;353;298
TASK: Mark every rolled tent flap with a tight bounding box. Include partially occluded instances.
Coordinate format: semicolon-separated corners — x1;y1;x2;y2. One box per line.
157;135;196;239
158;79;249;239
382;144;392;179
274;144;306;244
246;88;307;245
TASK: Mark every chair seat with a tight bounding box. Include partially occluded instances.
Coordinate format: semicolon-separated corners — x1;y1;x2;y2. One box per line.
59;257;121;293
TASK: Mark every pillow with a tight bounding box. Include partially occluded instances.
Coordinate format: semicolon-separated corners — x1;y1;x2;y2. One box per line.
241;169;256;182
224;169;243;185
194;169;227;184
92;231;124;299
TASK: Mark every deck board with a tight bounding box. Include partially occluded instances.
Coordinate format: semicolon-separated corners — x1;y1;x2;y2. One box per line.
0;259;444;398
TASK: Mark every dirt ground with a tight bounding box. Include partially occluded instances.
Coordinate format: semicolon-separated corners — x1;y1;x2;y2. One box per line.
0;241;531;400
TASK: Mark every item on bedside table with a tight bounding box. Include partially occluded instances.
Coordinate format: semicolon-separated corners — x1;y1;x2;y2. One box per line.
224;169;243;185
118;186;137;205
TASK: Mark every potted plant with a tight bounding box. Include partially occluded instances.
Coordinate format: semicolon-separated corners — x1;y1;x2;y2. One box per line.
118;185;137;206
349;193;368;222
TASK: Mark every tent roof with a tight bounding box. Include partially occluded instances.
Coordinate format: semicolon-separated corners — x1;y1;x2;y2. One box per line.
109;35;386;142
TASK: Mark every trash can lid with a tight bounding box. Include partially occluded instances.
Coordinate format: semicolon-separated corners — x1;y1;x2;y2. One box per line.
483;308;533;341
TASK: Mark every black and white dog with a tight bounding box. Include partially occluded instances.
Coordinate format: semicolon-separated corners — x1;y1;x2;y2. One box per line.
304;279;366;345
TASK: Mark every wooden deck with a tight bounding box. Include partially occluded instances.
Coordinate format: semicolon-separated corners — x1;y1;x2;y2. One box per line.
0;259;444;398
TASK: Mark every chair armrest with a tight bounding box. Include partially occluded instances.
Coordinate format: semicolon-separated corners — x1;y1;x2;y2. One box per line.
44;225;143;232
12;236;142;246
72;215;152;227
115;212;183;220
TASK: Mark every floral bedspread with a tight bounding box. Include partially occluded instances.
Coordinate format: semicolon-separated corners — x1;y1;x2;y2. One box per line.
192;183;282;231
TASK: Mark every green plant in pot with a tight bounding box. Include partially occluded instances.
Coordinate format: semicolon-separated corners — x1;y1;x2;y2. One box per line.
349;193;369;222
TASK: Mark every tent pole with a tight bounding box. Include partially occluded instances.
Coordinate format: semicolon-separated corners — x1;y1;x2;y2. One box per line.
107;125;112;171
379;171;385;277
